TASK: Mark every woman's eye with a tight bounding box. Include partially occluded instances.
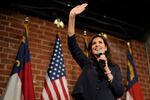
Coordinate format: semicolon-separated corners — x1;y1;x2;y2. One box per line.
92;42;96;45
99;41;102;44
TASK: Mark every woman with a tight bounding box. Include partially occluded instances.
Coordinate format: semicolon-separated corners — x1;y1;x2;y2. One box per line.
67;3;124;100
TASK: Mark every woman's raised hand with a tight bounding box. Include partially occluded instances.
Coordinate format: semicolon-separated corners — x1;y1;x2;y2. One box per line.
70;3;88;16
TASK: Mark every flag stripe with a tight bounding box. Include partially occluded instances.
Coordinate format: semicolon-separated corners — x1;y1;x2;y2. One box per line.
46;75;57;100
45;74;57;100
128;82;144;100
55;79;65;100
44;81;52;100
61;77;70;100
52;81;61;100
126;91;133;100
42;88;49;100
3;74;22;100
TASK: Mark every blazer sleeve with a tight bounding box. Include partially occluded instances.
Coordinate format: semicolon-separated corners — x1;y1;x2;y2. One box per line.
68;35;90;69
109;64;124;98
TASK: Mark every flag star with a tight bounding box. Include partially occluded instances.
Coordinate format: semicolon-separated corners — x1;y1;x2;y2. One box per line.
50;66;53;69
53;72;56;75
51;62;54;65
54;68;57;71
57;75;59;78
55;49;58;52
60;58;63;61
52;77;54;80
56;59;59;62
52;57;55;60
55;63;58;67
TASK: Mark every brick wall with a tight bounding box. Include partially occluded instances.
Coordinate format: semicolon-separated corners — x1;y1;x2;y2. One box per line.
0;10;150;100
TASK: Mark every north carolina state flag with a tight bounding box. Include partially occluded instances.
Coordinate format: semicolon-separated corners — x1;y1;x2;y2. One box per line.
3;24;35;100
126;44;144;100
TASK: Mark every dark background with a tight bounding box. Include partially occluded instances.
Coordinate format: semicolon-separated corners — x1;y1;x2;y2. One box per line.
1;0;150;42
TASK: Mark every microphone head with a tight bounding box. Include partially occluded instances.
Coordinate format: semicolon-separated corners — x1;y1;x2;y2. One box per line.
97;49;102;56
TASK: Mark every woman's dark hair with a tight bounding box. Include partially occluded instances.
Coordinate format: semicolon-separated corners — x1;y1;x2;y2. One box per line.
88;35;113;65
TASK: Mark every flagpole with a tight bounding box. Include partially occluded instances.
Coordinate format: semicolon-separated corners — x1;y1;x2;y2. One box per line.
83;30;89;57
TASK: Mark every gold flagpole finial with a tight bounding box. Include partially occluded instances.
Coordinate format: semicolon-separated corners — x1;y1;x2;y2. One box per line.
127;41;132;54
98;33;101;36
100;32;107;38
127;42;130;47
24;17;29;23
84;30;87;36
54;19;64;35
54;19;64;29
24;17;29;37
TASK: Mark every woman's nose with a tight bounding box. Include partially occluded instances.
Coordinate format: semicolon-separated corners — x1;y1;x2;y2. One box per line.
95;43;98;47
95;43;100;47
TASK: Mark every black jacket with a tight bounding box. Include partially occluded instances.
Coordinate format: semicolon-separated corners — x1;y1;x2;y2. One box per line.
68;35;124;100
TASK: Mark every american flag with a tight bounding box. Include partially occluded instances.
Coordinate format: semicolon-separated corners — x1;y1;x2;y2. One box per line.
3;25;35;100
41;34;70;100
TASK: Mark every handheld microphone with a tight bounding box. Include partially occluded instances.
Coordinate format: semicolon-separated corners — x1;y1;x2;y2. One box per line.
97;49;103;57
97;49;105;67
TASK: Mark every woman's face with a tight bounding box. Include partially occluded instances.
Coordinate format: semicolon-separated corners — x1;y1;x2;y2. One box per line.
91;37;107;56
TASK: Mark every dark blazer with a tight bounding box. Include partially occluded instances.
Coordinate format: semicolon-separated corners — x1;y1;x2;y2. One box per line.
68;35;124;100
